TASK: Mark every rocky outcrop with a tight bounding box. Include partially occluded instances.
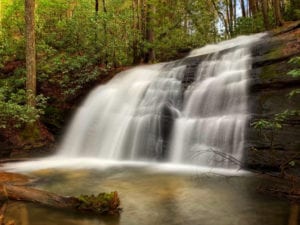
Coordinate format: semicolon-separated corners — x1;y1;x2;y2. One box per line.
246;22;300;169
0;122;55;158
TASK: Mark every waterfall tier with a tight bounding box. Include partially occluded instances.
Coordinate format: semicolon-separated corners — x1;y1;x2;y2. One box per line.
58;34;265;168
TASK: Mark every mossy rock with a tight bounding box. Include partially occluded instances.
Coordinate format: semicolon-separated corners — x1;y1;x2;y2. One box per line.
76;192;121;214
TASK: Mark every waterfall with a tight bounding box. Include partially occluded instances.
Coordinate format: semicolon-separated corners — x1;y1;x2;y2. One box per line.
57;34;265;168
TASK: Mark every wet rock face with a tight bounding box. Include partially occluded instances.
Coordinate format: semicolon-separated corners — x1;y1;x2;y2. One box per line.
247;22;300;169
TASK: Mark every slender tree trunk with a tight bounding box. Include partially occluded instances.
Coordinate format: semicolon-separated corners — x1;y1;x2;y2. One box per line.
211;0;229;39
25;0;36;107
132;0;139;64
240;0;246;17
141;0;146;40
102;0;108;65
0;0;2;22
226;0;232;38
95;0;99;14
233;0;237;32
144;1;155;63
255;0;259;15
94;0;100;62
273;0;284;26
249;0;257;17
227;0;234;35
262;0;270;30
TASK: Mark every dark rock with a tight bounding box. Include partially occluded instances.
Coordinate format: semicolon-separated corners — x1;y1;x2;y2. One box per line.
246;22;300;168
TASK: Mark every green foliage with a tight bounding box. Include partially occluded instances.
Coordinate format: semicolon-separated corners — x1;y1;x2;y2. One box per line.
251;110;299;149
0;79;48;129
251;119;281;130
252;56;300;149
287;57;300;99
287;57;300;78
235;15;264;35
288;89;300;98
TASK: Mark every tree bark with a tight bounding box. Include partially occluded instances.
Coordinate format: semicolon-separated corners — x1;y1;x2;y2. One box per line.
225;0;232;38
25;0;36;107
240;0;246;17
94;0;99;51
102;0;108;65
249;0;258;17
273;0;284;26
144;1;155;63
132;0;139;64
211;0;229;39
262;0;270;30
95;0;99;14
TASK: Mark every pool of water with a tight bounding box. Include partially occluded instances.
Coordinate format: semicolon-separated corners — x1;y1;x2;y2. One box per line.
3;164;292;225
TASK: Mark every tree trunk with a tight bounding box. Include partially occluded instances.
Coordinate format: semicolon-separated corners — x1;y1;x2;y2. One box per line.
262;0;271;30
273;0;284;26
226;0;232;38
94;0;99;54
144;1;155;63
102;0;108;65
0;184;120;215
25;0;36;107
249;0;258;17
233;0;237;32
229;0;234;33
132;0;139;64
240;0;246;17
95;0;99;14
211;0;229;39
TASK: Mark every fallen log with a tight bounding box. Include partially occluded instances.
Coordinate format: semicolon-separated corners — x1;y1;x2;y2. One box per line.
0;184;121;215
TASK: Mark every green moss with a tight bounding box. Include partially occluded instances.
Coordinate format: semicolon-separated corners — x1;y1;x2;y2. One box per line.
260;64;278;80
76;192;121;214
263;46;284;61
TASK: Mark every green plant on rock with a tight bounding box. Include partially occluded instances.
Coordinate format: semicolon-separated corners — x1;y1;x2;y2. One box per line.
287;57;300;78
252;56;300;150
77;192;120;214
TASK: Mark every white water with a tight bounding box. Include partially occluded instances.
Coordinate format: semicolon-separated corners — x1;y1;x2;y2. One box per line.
4;34;266;172
54;34;265;168
169;48;251;167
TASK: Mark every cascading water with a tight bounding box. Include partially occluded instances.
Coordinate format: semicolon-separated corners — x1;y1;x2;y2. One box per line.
169;49;250;167
57;34;265;168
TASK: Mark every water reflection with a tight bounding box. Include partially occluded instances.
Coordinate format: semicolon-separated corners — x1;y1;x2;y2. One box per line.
3;167;294;225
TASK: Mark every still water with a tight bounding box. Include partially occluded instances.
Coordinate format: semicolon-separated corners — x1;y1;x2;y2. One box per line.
3;163;293;225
